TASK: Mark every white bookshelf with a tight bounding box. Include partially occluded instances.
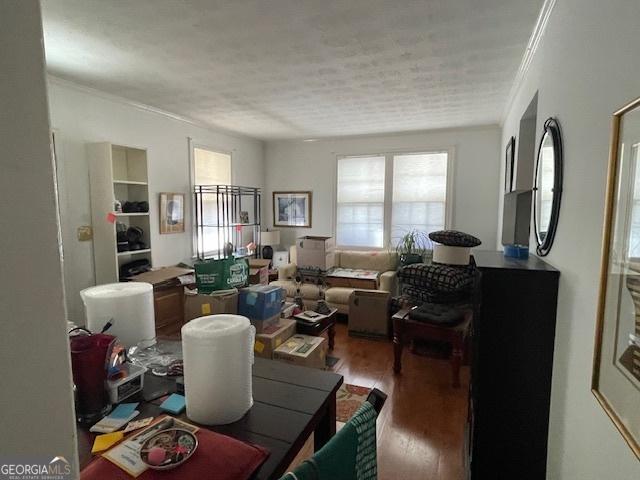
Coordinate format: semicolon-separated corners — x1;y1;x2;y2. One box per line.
88;143;152;283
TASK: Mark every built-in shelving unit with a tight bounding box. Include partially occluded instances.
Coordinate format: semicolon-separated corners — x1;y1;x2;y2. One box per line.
88;143;152;283
117;248;152;257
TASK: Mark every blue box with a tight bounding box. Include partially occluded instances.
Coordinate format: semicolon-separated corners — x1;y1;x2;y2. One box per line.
503;244;529;259
238;285;284;320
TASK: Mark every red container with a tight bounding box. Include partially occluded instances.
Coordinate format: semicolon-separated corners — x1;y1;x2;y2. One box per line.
70;333;115;421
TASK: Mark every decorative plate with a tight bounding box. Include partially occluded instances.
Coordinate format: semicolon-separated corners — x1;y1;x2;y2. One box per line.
139;428;198;470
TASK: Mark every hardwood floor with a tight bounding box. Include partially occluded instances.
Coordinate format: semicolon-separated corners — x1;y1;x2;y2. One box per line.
331;322;469;480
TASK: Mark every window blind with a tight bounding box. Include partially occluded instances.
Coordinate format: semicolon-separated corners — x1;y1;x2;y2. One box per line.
193;147;231;255
336;155;385;248
391;152;448;245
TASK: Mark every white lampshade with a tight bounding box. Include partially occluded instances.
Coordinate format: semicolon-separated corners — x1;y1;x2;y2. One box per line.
261;230;280;246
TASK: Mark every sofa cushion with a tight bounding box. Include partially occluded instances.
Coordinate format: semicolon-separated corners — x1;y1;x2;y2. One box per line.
398;263;474;293
325;287;354;305
337;250;398;272
428;230;481;248
408;303;469;326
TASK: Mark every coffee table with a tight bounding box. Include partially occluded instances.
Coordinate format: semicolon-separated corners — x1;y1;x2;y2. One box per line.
294;308;337;350
324;268;380;290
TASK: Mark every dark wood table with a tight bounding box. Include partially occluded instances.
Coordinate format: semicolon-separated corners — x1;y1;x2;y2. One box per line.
77;358;343;480
294;309;337;350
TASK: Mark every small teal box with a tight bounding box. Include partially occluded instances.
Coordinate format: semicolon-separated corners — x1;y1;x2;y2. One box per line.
238;285;284;320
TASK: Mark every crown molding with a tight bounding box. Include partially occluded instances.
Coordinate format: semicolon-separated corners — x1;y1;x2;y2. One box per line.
270;123;501;144
501;0;556;124
46;74;262;143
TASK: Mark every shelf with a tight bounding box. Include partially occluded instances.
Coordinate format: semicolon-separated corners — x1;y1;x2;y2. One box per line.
113;180;148;185
117;248;151;257
200;223;259;227
115;212;149;217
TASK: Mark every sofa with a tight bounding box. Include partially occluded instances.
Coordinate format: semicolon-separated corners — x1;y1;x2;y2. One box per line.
270;247;398;314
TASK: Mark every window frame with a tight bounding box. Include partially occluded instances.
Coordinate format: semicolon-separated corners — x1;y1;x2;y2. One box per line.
188;138;233;258
333;147;455;251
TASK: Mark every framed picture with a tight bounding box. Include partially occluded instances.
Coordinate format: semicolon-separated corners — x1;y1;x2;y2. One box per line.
592;95;640;460
505;136;515;192
159;192;185;234
273;191;312;228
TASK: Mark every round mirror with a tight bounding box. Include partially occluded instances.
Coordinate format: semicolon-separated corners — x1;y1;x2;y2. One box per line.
533;117;563;256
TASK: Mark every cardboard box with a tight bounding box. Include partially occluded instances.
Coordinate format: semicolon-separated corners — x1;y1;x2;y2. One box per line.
130;266;195;335
296;236;335;270
348;290;391;338
184;288;238;321
238;285;284;320
130;266;194;286
273;334;327;369
248;258;271;285
254;318;297;358
250;313;281;333
194;257;249;293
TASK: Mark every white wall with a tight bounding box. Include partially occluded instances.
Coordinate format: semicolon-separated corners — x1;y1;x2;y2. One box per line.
49;81;264;322
499;0;640;477
0;1;78;475
265;126;500;249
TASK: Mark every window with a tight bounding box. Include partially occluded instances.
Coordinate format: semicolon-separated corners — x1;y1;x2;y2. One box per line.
193;147;231;186
336;156;386;248
391;152;448;246
336;151;450;249
191;145;231;256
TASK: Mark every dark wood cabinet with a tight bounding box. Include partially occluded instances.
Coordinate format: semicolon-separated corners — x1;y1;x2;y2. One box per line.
466;251;559;480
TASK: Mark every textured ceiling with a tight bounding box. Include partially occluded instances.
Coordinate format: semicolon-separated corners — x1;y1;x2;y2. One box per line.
42;0;543;140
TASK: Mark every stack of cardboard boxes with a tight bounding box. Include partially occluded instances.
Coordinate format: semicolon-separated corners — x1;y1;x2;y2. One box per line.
238;285;328;369
185;274;329;370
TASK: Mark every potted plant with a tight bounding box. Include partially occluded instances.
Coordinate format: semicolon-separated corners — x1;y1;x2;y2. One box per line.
395;229;432;266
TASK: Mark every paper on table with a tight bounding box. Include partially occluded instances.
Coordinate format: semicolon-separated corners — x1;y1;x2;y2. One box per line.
91;432;123;453
123;417;154;433
90;411;139;434
110;403;139;419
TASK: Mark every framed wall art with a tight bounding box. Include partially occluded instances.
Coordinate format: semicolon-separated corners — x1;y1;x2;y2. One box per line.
273;191;312;228
505;136;515;192
159;192;185;234
592;95;640;460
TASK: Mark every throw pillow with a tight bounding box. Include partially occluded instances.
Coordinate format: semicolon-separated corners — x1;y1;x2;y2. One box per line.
428;230;481;247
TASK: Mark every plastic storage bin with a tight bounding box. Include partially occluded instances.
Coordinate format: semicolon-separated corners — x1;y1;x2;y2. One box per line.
238;285;284;320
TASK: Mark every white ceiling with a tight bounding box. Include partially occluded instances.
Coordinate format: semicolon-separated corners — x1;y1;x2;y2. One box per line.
41;0;543;140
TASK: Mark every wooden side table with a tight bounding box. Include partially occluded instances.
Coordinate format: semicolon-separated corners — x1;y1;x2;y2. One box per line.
295;309;337;350
392;307;471;387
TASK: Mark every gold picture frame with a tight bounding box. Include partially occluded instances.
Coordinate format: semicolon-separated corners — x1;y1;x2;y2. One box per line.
159;192;185;234
592;95;640;460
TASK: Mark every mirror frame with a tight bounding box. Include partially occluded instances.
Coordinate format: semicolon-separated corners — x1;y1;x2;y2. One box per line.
533;117;563;256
